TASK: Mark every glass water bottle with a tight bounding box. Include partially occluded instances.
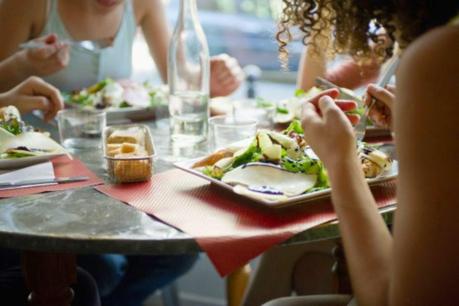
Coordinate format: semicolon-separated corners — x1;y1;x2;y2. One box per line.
168;0;210;145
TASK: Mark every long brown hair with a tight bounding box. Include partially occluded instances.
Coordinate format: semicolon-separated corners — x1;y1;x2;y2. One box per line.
277;0;459;65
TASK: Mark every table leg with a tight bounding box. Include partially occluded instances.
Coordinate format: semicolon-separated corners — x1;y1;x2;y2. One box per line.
21;251;77;306
227;264;252;306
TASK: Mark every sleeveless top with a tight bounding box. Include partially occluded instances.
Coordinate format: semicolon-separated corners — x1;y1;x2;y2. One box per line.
40;0;137;92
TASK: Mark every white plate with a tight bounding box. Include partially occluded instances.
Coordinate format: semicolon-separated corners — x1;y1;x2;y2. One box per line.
65;103;156;124
0;130;68;170
174;156;398;208
0;152;67;170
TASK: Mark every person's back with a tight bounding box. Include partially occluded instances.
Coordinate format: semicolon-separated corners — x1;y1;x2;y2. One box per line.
264;1;459;305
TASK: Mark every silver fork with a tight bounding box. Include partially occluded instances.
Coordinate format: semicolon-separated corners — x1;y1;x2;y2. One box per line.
355;56;400;142
20;38;113;53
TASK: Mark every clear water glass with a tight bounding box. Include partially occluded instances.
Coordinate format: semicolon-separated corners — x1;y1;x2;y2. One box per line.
209;115;257;150
57;109;106;149
168;0;210;145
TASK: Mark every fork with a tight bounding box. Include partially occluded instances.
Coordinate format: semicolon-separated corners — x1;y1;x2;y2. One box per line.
20;38;113;53
354;56;400;143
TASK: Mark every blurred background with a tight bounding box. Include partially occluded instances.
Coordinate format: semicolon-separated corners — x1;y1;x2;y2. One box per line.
133;0;301;90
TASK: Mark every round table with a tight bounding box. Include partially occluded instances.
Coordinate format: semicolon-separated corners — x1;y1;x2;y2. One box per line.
0;117;395;306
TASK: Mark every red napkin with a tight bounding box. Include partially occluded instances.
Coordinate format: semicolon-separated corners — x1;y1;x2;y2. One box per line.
96;169;396;276
0;156;103;198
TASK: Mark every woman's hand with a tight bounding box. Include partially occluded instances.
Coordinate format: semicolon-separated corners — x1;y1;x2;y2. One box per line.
17;33;70;77
210;54;244;97
301;88;357;167
364;84;395;129
0;76;64;121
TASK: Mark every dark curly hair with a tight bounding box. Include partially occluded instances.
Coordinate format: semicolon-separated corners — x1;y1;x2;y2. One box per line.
277;0;459;66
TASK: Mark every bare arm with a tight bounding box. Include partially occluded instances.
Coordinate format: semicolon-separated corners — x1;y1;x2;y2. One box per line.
0;0;36;90
297;25;381;91
137;0;170;83
298;50;381;91
0;0;68;91
390;26;459;305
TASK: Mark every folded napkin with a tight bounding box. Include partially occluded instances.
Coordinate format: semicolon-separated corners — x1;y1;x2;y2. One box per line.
0;156;103;198
0;161;56;190
96;169;397;276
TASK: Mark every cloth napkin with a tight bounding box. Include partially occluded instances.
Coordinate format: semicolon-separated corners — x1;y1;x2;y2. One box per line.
0;156;103;198
0;161;56;190
96;169;397;276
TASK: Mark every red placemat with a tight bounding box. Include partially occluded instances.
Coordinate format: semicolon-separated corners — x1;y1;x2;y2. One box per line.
96;169;396;276
0;156;103;198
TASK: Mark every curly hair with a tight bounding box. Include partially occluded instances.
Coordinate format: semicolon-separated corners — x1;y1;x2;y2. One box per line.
277;0;459;66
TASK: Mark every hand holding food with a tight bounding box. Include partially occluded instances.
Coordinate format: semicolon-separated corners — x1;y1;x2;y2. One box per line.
17;34;70;77
301;95;356;168
306;88;361;125
364;84;395;129
273;87;363;125
0;77;64;121
210;54;244;98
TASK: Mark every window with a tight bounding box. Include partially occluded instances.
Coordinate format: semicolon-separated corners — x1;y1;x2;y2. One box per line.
166;0;302;72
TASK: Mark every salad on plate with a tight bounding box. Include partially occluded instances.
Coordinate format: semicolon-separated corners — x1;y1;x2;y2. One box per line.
0;106;66;161
64;78;167;110
188;120;393;203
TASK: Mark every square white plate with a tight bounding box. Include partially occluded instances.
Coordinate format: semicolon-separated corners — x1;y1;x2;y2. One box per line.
174;156;398;208
0;153;67;170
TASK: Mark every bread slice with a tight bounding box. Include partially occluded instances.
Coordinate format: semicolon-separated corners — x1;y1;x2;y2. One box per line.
107;127;144;145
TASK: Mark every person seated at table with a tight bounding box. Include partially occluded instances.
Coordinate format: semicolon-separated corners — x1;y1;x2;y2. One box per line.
0;0;243;97
242;34;396;306
0;1;212;305
262;0;459;305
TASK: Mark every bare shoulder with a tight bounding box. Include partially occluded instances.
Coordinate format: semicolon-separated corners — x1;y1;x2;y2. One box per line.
0;0;46;22
397;26;459;117
390;25;459;305
132;0;165;25
399;25;459;88
0;0;48;59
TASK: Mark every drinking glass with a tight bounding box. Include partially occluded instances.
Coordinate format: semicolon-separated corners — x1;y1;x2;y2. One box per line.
57;109;106;149
209;115;257;150
168;0;210;145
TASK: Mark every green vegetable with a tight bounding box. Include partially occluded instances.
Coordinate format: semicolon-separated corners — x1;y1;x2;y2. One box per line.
87;78;112;94
275;106;289;114
281;156;329;188
119;101;130;108
0;151;36;159
283;120;304;135
346;106;365;116
64;92;93;107
1;118;22;135
203;166;225;179
232;141;259;168
294;88;305;97
256;97;275;109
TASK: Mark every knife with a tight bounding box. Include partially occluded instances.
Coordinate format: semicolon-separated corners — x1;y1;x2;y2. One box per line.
0;176;89;189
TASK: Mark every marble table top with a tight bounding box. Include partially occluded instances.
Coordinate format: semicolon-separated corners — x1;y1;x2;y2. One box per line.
0;116;395;255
